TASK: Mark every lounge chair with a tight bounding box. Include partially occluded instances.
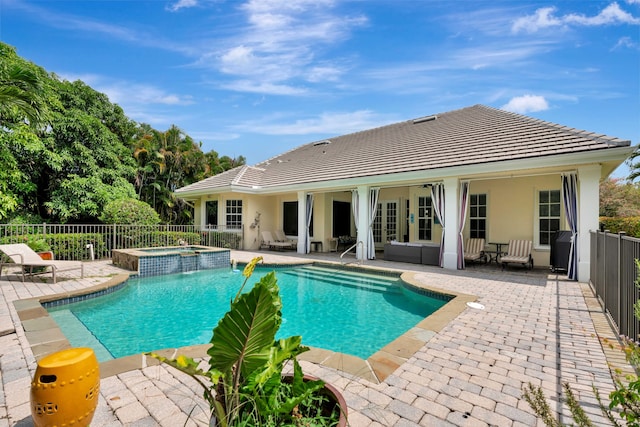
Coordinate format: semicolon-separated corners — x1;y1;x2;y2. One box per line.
274;230;295;244
501;240;533;270
261;232;295;251
0;243;84;283
464;238;488;264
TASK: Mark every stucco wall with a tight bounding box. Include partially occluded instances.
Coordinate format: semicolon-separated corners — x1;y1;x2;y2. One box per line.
466;174;565;268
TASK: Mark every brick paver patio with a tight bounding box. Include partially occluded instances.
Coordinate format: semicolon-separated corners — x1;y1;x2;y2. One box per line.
0;251;632;426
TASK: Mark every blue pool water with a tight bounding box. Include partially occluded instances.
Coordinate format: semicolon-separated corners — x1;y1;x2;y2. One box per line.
47;265;449;361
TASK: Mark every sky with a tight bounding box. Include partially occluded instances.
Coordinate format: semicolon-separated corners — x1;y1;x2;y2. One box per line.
1;0;639;178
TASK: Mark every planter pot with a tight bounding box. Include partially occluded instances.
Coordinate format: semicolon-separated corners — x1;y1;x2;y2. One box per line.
23;251;53;274
210;374;348;427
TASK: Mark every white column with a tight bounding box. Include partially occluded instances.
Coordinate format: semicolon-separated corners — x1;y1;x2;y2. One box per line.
356;186;369;261
577;165;601;282
297;191;307;254
442;177;459;270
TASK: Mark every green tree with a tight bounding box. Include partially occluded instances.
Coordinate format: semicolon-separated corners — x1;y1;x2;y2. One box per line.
41;79;138;222
600;178;640;217
100;198;161;225
1;41;246;224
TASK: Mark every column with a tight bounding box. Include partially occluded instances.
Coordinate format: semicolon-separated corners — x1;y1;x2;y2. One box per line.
577;165;601;282
442;177;459;270
356;186;369;261
297;191;307;254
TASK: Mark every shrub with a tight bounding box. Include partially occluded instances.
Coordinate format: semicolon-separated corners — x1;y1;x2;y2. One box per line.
600;217;640;238
100;198;161;225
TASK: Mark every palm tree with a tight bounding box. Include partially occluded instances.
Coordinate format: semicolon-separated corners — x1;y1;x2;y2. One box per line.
0;51;45;126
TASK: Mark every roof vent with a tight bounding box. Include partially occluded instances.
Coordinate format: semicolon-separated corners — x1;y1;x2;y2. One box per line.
313;139;331;146
412;115;437;124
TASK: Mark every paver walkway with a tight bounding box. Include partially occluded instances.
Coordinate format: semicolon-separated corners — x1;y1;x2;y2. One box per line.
0;251;632;426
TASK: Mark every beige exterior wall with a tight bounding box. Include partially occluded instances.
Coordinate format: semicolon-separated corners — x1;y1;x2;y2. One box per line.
465;174;565;268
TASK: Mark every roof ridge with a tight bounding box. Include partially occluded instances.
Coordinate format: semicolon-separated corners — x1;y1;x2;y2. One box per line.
231;164;265;185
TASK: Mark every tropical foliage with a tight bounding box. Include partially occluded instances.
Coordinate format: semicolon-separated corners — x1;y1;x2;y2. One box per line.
149;257;343;426
0;42;244;224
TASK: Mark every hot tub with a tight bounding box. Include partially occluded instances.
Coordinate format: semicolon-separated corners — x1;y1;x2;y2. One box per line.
111;245;230;277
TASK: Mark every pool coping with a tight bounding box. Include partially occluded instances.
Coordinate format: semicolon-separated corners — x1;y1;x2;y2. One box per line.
13;262;476;384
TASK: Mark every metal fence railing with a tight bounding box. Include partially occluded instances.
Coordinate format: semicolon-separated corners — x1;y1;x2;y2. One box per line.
0;223;244;261
590;230;640;340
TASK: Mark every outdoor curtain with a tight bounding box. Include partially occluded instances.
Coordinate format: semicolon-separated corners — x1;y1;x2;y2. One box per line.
351;190;359;232
305;193;314;254
562;173;578;280
368;188;380;259
458;181;470;269
431;183;445;267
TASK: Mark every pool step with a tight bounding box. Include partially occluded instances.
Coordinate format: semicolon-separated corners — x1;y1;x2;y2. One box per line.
300;265;399;285
282;266;399;293
48;309;114;362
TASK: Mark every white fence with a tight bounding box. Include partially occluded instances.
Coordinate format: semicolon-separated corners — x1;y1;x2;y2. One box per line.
0;224;244;261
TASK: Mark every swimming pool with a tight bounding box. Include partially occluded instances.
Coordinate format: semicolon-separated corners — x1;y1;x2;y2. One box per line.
47;265;450;361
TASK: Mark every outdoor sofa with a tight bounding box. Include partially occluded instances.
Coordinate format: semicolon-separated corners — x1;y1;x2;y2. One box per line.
383;241;440;265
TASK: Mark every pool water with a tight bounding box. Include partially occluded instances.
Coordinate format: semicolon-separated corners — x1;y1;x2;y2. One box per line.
48;265;449;361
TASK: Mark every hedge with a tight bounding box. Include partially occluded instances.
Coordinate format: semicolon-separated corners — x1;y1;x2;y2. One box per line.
0;233;108;260
599;217;640;238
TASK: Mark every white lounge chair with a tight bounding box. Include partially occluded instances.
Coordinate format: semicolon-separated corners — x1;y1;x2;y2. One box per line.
0;243;84;283
261;232;295;251
464;238;488;264
501;240;533;270
274;230;293;243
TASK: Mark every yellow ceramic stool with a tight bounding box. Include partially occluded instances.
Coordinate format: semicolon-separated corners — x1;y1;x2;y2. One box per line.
31;347;100;427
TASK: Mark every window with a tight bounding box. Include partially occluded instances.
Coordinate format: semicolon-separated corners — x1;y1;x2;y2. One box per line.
469;194;486;239
206;200;218;228
539;190;561;245
226;200;242;229
282;201;313;237
417;196;432;241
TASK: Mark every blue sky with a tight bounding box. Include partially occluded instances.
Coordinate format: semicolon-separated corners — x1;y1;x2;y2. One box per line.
1;0;639;177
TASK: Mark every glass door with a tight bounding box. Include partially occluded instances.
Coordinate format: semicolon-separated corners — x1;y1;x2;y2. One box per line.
373;200;399;249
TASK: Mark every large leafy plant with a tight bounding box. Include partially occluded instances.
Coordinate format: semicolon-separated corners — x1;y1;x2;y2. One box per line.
149;257;340;426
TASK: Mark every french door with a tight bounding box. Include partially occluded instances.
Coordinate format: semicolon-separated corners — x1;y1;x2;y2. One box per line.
373;200;399;249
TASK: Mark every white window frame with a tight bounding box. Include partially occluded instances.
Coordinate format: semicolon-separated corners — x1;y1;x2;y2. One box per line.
225;199;243;230
534;189;562;249
416;195;433;242
469;193;487;239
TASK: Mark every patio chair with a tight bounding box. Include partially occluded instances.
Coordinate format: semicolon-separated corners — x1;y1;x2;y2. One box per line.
261;232;295;251
0;243;84;283
501;240;533;270
274;230;295;244
464;238;488;264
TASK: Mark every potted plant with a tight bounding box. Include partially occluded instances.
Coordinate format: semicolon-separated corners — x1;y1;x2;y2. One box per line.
148;257;347;426
23;236;52;273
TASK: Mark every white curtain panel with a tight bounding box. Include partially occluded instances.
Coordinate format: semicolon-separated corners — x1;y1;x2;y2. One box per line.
431;183;445;267
306;193;314;253
368;188;380;259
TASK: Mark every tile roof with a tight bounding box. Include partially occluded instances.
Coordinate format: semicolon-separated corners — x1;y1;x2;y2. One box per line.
176;104;630;194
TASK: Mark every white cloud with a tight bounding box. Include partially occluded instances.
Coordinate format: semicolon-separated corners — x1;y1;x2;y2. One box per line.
512;2;640;33
565;3;640;26
59;73;193;107
221;80;308;96
167;0;198;12
501;95;549;114
613;36;639;50
232;110;395;135
206;0;367;94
